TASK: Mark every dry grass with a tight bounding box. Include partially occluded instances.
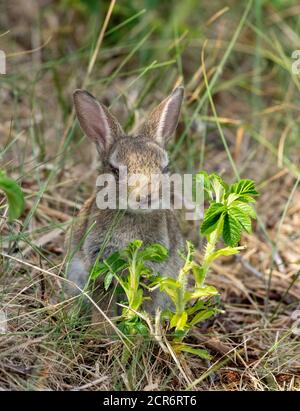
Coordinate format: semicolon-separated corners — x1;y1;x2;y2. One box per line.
0;0;300;390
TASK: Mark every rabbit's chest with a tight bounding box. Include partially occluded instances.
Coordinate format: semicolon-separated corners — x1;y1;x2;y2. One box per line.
85;212;170;263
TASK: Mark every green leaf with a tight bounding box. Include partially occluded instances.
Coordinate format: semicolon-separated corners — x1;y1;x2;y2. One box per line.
229;207;252;234
106;252;127;271
140;243;169;262
190;285;219;299
200;203;225;235
170;311;188;330
104;271;114;290
174;344;212;360
176;311;188;330
222;213;242;247
189;309;217;327
139;266;152;278
0;172;25;221
89;265;104;281
131;288;143;311
170;313;179;329
226;193;240;205
90;251;126;281
191;264;205;288
195;171;212;199
210;173;226;202
237;195;257;203
205;246;245;265
135;321;149;336
123;240;143;259
230;179;258;197
157;277;180;289
159;284;177;302
185;240;195;263
186;300;206;315
172;329;188;342
129;239;143;249
231;201;257;219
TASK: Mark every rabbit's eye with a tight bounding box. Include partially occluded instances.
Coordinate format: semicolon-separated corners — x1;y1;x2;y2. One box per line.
162;165;169;174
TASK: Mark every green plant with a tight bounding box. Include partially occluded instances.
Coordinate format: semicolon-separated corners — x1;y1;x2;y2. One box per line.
90;240;168;335
198;173;258;289
151;241;219;359
151;173;258;358
0;170;25;221
91;173;258;359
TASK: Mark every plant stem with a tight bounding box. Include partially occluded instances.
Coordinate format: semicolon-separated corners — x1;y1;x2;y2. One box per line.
176;268;187;315
175;245;193;315
202;218;223;283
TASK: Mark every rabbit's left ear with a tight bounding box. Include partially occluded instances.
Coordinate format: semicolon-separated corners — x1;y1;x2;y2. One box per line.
139;86;184;146
73;89;124;156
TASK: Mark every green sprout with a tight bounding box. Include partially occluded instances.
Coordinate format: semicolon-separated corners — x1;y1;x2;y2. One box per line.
90;240;168;335
91;173;258;360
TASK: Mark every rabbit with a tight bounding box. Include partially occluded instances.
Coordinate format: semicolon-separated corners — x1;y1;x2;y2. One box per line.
65;86;185;330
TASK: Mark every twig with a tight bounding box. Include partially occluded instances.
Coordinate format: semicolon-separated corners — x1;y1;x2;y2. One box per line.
71;376;108;391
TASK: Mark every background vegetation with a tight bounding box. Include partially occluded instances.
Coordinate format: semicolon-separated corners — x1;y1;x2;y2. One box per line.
0;0;299;390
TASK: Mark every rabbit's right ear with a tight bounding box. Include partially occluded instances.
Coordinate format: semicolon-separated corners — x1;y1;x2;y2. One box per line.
73;89;124;155
138;86;184;146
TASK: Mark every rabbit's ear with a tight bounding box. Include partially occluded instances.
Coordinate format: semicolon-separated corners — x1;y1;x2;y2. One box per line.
139;86;184;146
73;89;124;154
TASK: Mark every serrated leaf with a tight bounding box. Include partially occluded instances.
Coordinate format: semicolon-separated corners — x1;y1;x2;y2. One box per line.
132;288;143;310
231;201;257;219
172;329;188;342
177;311;188;330
226;193;240;205
191;264;205;288
139;266;152;278
135;321;149;336
174;344;212;360
195;171;212;199
159;284;177;302
200;203;225;235
186;300;206;315
140;243;168;262
230;179;258;197
189;309;217;327
237;195;256;203
206;246;245;265
229;207;252;234
170;313;179;329
170;311;188;330
0;173;25;221
209;173;226;202
185;240;195;263
90;251;126;281
104;271;114;290
222;213;242;246
106;252;127;272
190;285;219;299
90;263;107;281
122;240;143;259
157;277;180;289
156;277;181;302
130;239;143;249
